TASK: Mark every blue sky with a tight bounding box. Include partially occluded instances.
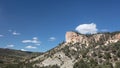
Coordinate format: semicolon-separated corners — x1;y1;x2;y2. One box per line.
0;0;120;52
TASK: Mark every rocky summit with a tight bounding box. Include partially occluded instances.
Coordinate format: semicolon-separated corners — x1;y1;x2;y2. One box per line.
1;31;120;68
66;31;120;46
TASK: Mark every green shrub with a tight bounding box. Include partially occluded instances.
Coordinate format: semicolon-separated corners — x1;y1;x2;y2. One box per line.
73;59;89;68
115;62;120;68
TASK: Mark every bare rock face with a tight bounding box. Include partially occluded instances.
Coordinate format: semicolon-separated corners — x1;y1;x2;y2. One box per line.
66;31;87;43
113;33;120;39
66;31;120;45
66;32;76;42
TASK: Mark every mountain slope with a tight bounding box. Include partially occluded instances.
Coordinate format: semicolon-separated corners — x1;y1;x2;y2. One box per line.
0;48;43;68
28;31;120;68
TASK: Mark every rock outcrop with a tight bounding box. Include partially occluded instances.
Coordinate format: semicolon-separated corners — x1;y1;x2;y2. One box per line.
66;31;120;45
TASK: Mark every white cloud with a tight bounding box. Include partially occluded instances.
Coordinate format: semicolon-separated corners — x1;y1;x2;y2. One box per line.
25;45;37;49
48;37;56;41
0;35;4;37
33;37;38;40
8;30;20;36
6;44;14;48
22;40;32;43
21;49;26;51
12;31;20;35
22;37;41;44
32;40;40;44
75;23;98;34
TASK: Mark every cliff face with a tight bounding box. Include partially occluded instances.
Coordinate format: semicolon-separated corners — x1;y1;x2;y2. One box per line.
66;31;120;45
66;31;88;44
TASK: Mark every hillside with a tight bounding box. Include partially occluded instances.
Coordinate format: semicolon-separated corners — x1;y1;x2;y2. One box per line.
28;31;120;68
0;48;43;68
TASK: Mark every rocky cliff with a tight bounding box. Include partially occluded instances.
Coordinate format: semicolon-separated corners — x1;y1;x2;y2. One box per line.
66;31;120;46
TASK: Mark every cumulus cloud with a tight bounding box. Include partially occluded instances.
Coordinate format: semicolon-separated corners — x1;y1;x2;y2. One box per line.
22;40;32;43
75;23;98;34
33;37;38;40
0;35;4;37
48;37;56;41
8;30;20;36
25;45;37;49
22;37;41;44
12;31;20;35
6;44;14;48
21;49;26;51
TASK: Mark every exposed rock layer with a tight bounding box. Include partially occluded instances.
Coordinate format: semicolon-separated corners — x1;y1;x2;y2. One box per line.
66;31;120;45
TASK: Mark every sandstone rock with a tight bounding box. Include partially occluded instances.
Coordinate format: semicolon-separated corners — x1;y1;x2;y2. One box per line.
65;31;120;45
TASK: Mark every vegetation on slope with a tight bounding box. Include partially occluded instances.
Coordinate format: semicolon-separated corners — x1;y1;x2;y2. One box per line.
0;48;43;68
73;41;120;68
